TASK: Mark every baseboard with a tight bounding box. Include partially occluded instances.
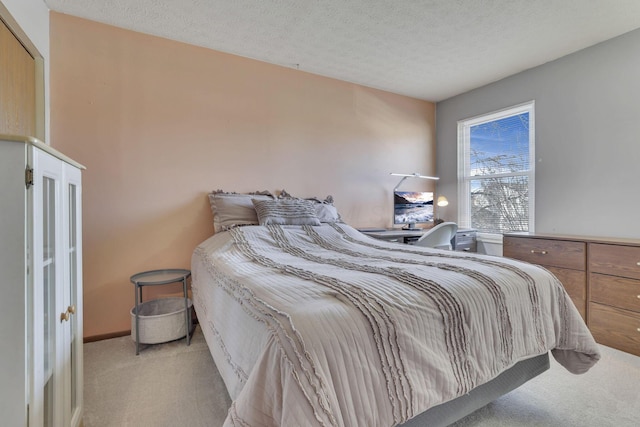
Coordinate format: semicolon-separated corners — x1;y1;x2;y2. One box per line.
83;314;200;343
84;330;131;343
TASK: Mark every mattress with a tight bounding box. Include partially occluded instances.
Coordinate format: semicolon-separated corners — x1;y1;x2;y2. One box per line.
191;223;599;426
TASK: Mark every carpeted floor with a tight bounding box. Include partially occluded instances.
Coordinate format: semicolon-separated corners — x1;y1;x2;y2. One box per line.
84;326;640;426
83;326;231;427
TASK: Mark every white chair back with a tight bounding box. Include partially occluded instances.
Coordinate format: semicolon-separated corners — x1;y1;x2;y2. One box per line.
414;222;458;250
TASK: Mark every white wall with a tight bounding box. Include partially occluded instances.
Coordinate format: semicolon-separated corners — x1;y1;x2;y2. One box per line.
1;0;50;140
436;28;640;241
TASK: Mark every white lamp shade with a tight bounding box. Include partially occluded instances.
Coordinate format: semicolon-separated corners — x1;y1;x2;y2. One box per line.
437;196;449;207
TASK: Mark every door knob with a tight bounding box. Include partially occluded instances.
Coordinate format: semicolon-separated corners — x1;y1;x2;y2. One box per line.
60;305;76;322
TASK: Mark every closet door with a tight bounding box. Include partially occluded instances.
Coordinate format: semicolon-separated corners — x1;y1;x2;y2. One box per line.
62;163;83;427
31;147;64;427
30;148;83;427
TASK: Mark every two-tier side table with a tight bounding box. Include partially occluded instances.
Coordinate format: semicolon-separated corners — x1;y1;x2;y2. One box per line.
130;268;192;355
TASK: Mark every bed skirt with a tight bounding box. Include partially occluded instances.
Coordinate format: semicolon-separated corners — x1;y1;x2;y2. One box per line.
399;352;550;426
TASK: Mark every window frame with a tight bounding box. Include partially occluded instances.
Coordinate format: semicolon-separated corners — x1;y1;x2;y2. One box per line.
457;101;535;235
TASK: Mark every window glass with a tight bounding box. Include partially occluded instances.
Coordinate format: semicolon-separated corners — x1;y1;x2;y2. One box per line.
458;102;534;233
470;113;530;174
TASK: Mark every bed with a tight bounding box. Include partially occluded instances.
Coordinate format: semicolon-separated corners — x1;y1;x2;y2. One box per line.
191;193;600;427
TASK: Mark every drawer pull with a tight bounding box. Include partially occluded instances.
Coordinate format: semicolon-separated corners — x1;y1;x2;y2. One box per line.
530;250;548;255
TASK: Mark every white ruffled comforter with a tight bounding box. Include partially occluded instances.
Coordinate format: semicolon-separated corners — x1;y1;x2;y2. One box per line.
191;223;600;427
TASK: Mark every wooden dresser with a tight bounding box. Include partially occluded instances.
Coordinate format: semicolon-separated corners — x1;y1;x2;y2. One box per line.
503;233;640;356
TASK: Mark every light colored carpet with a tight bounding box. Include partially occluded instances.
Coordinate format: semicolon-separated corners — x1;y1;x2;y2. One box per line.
84;326;640;426
450;344;640;427
83;326;230;427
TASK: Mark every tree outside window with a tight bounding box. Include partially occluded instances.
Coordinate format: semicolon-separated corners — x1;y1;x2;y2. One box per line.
458;102;535;234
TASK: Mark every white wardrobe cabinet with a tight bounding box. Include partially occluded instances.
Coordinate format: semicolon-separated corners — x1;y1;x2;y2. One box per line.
1;135;84;427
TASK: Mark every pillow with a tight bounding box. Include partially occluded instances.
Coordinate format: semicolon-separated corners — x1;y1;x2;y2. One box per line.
252;199;321;226
208;190;275;232
314;203;341;223
278;190;342;223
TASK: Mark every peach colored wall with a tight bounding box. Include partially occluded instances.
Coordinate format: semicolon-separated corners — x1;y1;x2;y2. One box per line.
49;12;436;339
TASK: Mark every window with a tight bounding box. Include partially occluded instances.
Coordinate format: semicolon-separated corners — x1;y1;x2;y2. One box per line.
457;101;535;234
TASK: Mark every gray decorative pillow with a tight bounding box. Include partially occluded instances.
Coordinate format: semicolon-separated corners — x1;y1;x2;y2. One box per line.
252;199;321;226
277;190;342;223
208;190;275;232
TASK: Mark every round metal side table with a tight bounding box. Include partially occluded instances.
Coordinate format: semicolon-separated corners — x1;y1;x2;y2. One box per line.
130;268;191;355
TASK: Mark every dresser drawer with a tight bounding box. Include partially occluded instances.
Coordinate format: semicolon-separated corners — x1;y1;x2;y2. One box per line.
454;241;477;252
590;273;640;314
548;267;586;321
503;236;586;270
589;303;640;356
589;243;640;280
455;231;476;244
453;230;476;252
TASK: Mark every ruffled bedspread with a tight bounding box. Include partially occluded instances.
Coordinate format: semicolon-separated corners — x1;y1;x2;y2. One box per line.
191;223;600;427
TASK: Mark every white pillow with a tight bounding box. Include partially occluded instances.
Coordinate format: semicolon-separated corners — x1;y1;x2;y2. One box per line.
314;203;341;223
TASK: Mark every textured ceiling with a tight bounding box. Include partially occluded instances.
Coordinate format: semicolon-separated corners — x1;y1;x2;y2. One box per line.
44;0;640;101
